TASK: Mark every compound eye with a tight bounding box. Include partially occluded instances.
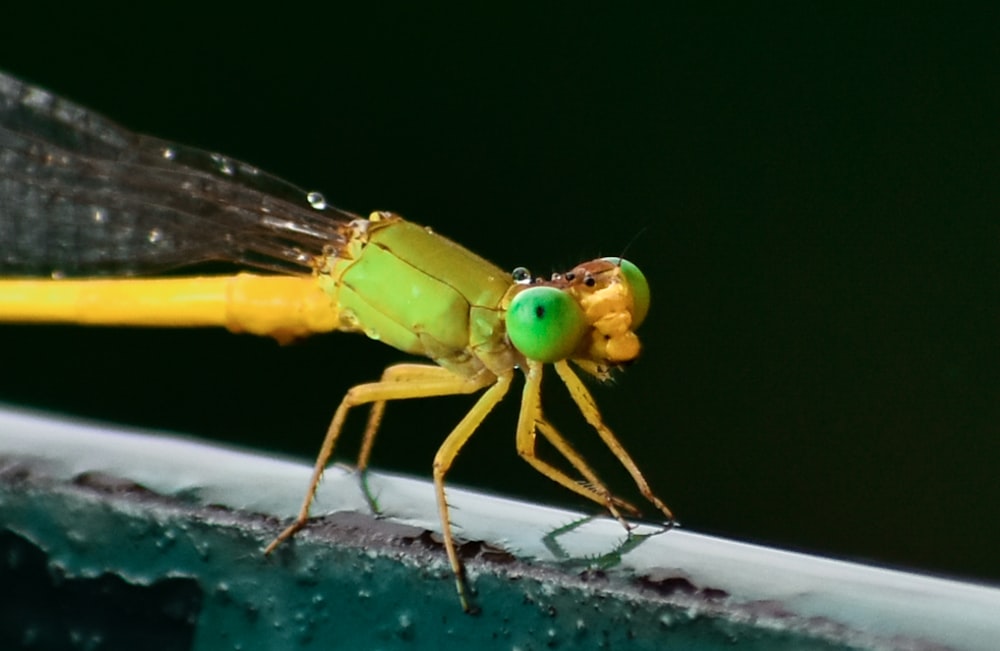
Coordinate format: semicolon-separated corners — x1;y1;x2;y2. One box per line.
506;286;588;362
602;257;650;329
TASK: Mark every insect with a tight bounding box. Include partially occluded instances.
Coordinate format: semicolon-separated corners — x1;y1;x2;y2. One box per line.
0;70;673;611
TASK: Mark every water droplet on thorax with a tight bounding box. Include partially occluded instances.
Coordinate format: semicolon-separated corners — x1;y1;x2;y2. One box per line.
512;267;532;284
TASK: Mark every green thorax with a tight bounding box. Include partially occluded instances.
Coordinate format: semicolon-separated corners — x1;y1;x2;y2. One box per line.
317;213;518;377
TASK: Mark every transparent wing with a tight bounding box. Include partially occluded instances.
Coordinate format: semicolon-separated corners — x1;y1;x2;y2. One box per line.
0;71;358;277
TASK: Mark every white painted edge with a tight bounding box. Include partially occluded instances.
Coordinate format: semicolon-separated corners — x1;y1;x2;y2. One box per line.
1;404;997;650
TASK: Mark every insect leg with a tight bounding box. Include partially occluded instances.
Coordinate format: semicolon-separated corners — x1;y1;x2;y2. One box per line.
432;372;513;613
553;360;675;523
264;364;491;555
515;361;638;529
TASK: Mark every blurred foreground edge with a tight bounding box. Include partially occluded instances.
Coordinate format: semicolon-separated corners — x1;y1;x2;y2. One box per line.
0;404;997;651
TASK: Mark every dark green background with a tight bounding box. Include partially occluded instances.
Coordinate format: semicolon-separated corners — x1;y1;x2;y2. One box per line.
1;7;997;585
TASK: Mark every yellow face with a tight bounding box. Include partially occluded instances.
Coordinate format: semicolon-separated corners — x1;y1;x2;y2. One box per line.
502;257;648;378
558;260;642;365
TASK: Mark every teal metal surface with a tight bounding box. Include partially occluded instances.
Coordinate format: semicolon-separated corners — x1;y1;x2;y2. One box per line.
2;406;998;650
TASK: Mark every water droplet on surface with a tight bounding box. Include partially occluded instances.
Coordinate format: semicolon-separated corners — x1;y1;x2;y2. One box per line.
148;228;164;244
396;611;415;639
161;147;176;160
92;208;107;224
194;539;211;560
306;191;327;210
155;529;177;550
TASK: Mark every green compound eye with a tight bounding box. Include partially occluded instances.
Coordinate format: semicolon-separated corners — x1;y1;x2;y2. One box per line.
602;257;650;329
506;286;588;362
